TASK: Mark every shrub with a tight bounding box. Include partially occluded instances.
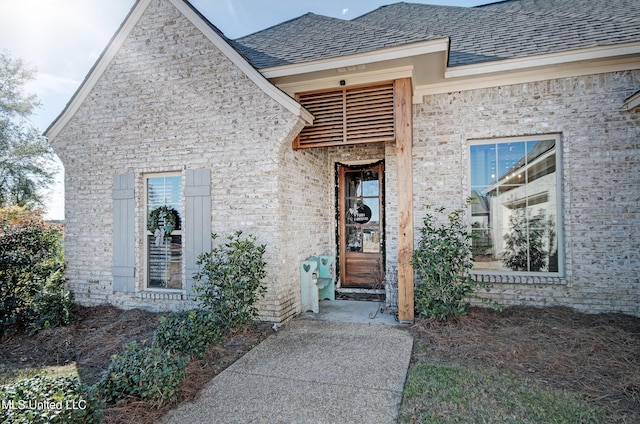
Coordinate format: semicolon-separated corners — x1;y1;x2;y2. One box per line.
31;269;75;330
97;341;187;407
0;374;102;423
153;309;223;358
411;204;486;321
0;208;72;335
193;231;267;329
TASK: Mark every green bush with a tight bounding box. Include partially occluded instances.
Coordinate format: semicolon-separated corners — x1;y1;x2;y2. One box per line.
411;204;486;321
193;231;267;329
31;269;75;330
0;208;73;335
153;309;223;358
97;341;187;407
0;374;102;424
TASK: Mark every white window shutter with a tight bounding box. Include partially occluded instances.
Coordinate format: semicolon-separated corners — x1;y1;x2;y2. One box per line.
185;169;211;295
112;173;135;292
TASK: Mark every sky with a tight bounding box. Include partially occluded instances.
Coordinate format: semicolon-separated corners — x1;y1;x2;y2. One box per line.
0;0;488;220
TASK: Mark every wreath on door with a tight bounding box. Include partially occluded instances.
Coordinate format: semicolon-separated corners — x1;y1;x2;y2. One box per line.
147;206;179;245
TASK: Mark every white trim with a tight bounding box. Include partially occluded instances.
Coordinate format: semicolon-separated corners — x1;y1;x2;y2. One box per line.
415;56;640;102
261;38;449;78
46;0;312;141
623;89;640;110
276;66;414;96
468;133;564;278
144;172;184;291
445;43;640;79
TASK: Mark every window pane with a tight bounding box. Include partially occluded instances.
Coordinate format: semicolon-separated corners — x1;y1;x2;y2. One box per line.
527;139;556;183
470;144;497;190
345;172;361;197
148;176;182;230
362;227;380;253
470;139;559;273
361;170;379;196
148;235;182;289
346;199;362;224
362;198;379;223
147;175;182;288
346;226;362;252
496;142;525;195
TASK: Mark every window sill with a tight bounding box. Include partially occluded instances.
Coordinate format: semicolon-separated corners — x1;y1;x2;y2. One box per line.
139;290;194;301
471;273;567;285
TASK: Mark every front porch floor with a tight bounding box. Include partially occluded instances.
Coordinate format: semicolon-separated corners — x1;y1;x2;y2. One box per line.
301;299;403;326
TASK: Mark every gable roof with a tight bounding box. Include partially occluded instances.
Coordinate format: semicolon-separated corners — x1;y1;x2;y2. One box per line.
232;13;434;69
233;0;640;70
357;2;640;67
45;0;312;141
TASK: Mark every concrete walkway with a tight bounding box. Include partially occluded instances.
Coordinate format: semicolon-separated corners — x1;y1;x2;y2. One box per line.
162;304;413;424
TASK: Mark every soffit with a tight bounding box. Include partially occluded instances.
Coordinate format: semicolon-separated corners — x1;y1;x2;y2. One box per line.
268;42;640;104
267;41;449;98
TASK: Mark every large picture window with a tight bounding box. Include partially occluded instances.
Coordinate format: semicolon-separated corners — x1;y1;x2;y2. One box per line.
146;174;182;289
469;135;561;274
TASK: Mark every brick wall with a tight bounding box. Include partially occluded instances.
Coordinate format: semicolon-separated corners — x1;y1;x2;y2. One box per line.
413;71;640;316
272;144;331;321
51;0;304;318
50;0;639;319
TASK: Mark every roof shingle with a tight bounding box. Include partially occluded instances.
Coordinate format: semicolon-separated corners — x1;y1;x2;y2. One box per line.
233;13;433;69
232;0;640;69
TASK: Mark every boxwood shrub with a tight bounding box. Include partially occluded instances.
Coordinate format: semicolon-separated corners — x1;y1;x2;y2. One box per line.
153;309;223;358
97;341;187;407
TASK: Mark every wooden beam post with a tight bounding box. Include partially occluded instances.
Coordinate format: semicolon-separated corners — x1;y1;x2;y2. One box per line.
394;78;414;322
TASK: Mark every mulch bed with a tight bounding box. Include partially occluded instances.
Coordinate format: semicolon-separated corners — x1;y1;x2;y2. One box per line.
0;305;272;424
2;304;639;422
0;305;163;382
409;306;640;421
102;324;271;424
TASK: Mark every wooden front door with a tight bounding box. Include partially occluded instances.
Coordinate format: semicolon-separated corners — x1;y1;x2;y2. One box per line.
339;162;384;288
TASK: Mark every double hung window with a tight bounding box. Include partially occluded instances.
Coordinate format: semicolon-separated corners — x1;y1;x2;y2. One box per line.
146;175;182;289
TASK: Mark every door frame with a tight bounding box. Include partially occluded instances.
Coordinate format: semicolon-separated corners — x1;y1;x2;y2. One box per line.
336;160;385;289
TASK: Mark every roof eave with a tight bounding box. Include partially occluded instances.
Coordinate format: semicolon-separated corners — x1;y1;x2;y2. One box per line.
260;37;450;79
445;42;640;79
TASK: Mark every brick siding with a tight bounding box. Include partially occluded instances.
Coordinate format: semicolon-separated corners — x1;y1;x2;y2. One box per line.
51;0;639;320
413;71;640;316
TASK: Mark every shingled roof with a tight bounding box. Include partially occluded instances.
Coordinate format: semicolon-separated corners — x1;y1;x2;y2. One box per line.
233;0;640;69
231;12;434;69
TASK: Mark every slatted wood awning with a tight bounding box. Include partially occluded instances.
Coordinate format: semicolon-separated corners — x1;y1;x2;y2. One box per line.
291;77;415;322
294;82;395;149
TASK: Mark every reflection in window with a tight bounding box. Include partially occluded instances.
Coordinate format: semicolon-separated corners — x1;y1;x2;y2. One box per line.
147;175;183;289
344;168;381;254
470;137;560;273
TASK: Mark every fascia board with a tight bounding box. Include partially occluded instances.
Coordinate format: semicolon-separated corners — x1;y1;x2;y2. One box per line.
275;66;414;96
445;42;640;79
261;38;450;79
415;55;640;102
